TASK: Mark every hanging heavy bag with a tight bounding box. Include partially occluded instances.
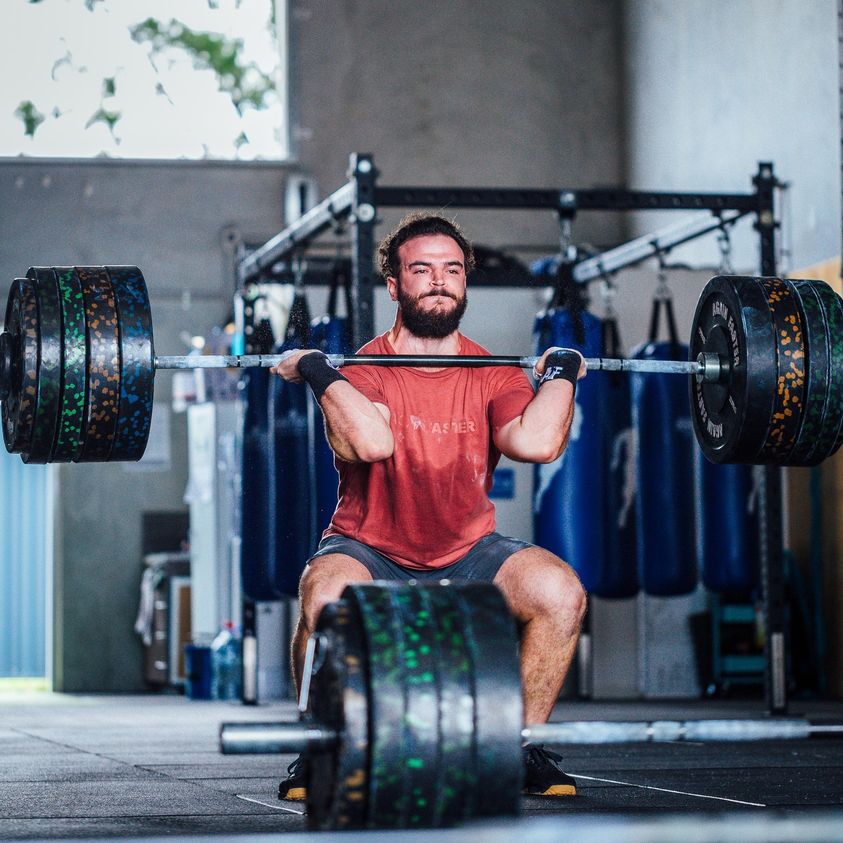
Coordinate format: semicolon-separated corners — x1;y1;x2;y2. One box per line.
696;230;760;596
309;264;354;537
533;263;608;594
240;318;280;601
270;290;318;598
696;456;760;594
597;315;639;598
631;291;697;597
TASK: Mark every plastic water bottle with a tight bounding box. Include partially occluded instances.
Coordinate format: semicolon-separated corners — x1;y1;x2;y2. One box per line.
211;621;242;701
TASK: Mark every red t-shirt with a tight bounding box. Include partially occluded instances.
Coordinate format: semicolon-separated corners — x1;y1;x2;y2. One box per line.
325;332;535;570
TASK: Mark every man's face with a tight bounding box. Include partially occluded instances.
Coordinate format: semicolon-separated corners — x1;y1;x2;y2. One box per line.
387;234;468;338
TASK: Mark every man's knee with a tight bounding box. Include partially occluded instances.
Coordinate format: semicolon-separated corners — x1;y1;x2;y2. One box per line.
496;547;587;625
298;553;372;630
530;557;586;621
553;563;587;622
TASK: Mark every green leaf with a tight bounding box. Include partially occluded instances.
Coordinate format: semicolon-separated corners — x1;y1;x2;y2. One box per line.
15;100;45;138
130;17;274;114
102;76;116;97
84;106;121;134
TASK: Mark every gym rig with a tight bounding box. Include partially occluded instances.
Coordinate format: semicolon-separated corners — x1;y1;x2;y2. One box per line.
232;153;788;716
5;154;838;829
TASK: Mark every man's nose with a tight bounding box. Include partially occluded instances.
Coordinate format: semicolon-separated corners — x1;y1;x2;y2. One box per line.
431;267;446;285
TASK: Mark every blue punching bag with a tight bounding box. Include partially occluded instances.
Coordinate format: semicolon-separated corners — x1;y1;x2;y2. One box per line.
631;296;697;596
270;291;318;598
697;457;759;594
598;317;639;598
309;269;354;536
240;324;280;601
532;268;609;594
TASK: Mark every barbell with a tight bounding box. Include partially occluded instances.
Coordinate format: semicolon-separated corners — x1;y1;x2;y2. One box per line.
219;580;842;831
1;265;841;466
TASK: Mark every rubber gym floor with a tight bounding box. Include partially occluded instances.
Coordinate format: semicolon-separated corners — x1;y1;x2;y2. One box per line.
2;692;842;841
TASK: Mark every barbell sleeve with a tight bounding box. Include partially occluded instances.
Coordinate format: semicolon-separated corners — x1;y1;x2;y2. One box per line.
152;351;716;380
220;721;339;755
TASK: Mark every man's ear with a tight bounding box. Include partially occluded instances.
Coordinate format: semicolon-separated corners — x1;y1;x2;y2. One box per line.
386;275;398;301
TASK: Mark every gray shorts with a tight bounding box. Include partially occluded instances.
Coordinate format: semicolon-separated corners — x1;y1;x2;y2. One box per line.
310;532;534;582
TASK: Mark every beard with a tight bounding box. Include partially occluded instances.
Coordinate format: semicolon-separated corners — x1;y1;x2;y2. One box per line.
397;286;468;338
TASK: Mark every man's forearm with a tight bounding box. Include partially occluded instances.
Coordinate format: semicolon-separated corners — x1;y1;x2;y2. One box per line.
514;380;576;462
493;377;577;464
319;381;394;463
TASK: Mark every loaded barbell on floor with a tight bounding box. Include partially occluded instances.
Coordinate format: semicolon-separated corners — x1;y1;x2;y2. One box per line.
218;580;842;831
1;266;841;466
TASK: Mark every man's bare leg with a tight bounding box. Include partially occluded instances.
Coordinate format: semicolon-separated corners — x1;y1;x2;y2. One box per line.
493;546;586;796
280;554;373;801
292;554;373;696
493;546;587;724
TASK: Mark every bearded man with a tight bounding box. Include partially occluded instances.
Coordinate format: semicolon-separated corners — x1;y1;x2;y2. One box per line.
272;213;587;801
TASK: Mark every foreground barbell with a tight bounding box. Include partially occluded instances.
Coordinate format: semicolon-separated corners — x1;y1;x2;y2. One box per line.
1;266;841;466
218;581;842;831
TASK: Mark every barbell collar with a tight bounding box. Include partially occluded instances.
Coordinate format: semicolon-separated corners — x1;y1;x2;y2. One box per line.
696;351;724;383
152;352;709;378
219;721;338;755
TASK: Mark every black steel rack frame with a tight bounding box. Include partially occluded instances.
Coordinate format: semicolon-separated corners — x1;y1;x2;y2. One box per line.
237;154;787;714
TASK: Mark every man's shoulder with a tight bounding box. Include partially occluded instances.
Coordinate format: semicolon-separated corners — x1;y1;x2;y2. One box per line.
356;333;391;354
458;333;491;356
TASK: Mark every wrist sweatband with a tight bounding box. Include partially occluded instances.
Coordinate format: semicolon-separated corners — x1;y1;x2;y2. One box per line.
297;351;348;400
537;349;581;389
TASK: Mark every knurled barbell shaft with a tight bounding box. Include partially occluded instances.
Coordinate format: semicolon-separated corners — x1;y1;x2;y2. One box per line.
520;718;836;743
153;352;713;379
220;715;841;754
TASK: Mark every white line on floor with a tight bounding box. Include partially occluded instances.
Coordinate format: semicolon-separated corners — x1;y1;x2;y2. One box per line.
236;794;306;814
570;773;766;807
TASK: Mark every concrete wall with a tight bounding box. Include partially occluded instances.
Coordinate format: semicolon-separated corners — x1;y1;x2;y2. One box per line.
622;0;839;272
0;158;292;690
290;0;628;251
6;0;836;693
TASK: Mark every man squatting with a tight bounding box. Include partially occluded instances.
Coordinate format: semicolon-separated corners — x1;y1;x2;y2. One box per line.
272;212;587;799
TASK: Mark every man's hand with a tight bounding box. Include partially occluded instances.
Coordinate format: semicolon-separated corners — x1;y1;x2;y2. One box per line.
533;346;587;382
270;349;321;383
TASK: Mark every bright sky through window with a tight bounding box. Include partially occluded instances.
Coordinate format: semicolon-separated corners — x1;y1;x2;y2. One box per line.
0;0;285;160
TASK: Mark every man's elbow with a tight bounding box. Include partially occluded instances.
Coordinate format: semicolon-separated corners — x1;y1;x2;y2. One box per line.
357;443;394;463
531;443;565;464
354;435;394;463
514;434;568;464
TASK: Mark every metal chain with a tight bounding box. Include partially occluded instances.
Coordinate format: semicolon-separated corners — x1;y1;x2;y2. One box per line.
717;224;735;275
557;214;577;263
599;271;618;321
654;253;672;301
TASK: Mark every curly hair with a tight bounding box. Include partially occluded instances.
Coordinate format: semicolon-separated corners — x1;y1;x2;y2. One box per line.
377;212;475;279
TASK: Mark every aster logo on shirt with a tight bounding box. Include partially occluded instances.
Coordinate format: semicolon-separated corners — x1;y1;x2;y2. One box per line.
409;415;477;434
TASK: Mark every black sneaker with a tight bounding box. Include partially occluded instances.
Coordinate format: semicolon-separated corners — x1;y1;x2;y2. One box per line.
522;744;577;796
278;755;307;801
